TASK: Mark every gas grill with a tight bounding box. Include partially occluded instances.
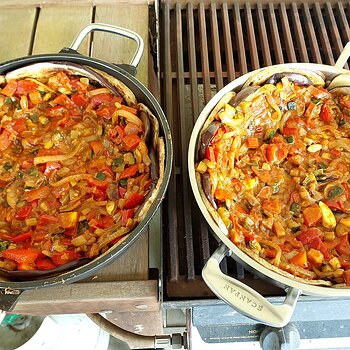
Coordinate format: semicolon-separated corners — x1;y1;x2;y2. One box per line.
159;2;350;348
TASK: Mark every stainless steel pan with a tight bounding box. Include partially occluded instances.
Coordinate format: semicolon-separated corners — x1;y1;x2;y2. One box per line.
188;43;350;328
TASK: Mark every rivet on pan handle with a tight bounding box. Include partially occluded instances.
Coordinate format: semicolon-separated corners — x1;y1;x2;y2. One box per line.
70;23;144;68
202;243;301;328
335;42;350;69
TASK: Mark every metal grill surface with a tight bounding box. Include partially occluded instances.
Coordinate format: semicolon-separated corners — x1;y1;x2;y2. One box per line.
160;1;350;299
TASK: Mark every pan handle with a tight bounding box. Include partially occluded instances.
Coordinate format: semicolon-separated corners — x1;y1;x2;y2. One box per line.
69;23;144;68
335;42;350;69
202;244;301;328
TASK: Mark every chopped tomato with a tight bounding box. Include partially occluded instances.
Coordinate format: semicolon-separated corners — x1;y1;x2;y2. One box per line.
264;248;277;259
1;248;39;264
24;186;51;202
336;234;350;256
266;143;287;163
119;164;139;179
47;106;67;118
51;250;81;266
282;127;299;137
303;205;322;227
297;228;322;244
96;105;116;119
15;205;34;220
124;193;145;209
12;118;27;134
330;148;341;158
36;258;56;270
16;80;38;95
37;214;59;226
308;236;330;260
71;93;89;108
344;270;350;286
88;177;109;191
121;209;134;226
91;93;122;107
44;161;62;177
89;216;115;229
52;182;70;198
122;134;141;150
319;102;332;123
0;130;12;151
124;122;142;135
1;80;18;97
12;231;32;243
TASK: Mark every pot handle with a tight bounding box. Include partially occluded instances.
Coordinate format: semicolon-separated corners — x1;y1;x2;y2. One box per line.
69;23;144;68
335;42;350;69
202;244;301;327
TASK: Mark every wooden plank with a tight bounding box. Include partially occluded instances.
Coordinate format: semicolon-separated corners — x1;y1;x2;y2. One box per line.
0;8;37;62
0;0;151;7
94;4;149;86
32;6;93;55
11;280;159;315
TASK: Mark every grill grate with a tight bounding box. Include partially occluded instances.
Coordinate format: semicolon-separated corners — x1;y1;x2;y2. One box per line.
160;1;350;299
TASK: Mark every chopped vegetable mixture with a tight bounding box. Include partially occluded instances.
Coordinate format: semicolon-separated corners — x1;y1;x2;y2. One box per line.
197;77;350;287
0;70;153;271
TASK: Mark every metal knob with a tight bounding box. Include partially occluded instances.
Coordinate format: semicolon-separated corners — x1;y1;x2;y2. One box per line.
260;324;300;350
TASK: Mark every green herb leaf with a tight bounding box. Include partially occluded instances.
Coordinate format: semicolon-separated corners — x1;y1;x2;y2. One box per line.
29;166;39;177
112;158;124;166
29;112;39;123
311;98;323;106
77;220;90;235
119;178;128;188
272;185;280;194
285;136;294;144
95;172;106;180
0;241;9;251
328;186;345;200
339;119;346;127
3;163;12;171
264;129;276;141
4;97;12;104
290;202;301;216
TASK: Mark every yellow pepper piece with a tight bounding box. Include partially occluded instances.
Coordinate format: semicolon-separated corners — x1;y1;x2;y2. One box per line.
273;221;285;237
196;161;208;174
244;178;257;190
307;248;324;265
58;212;78;229
217;207;232;229
319;201;336;229
239;101;251;114
340;216;350;227
329;257;341;270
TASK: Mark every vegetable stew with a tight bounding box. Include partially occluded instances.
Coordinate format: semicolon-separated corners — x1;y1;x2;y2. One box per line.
0;70;153;271
196;76;350;287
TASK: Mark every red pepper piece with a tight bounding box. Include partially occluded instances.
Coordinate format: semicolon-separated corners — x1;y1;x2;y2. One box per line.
124;193;145;209
36;258;56;270
1;248;39;264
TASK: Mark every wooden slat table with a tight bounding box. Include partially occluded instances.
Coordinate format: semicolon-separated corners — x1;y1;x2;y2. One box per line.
0;0;162;336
